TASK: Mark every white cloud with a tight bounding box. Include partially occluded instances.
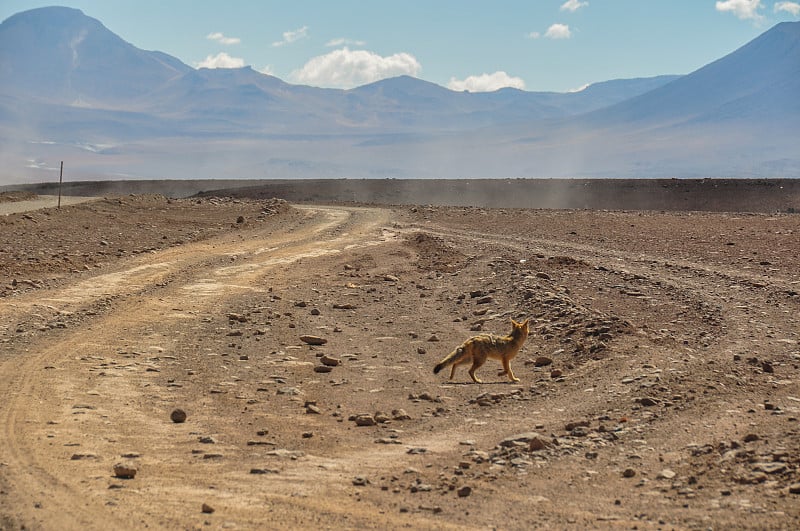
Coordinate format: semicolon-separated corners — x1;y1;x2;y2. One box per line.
206;32;241;45
560;0;588;12
326;37;367;47
545;23;572;39
289;47;421;89
527;31;541;39
715;0;764;20
775;1;800;15
195;52;246;69
273;26;309;47
447;71;526;92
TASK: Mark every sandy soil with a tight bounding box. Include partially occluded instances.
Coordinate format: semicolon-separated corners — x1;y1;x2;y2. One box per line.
1;194;799;530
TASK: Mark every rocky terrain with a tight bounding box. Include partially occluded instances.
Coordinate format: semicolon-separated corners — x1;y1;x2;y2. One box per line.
1;192;799;530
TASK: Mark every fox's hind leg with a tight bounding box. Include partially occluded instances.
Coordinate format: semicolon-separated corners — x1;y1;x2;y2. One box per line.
468;359;486;383
448;363;458;380
501;358;520;382
448;356;467;380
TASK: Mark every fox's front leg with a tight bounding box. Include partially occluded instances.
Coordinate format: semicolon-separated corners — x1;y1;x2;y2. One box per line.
502;359;520;382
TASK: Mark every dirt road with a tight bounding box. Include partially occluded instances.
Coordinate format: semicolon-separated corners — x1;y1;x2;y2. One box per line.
1;199;799;530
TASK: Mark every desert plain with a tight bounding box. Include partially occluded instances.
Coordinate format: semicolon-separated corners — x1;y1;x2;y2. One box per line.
1;180;799;530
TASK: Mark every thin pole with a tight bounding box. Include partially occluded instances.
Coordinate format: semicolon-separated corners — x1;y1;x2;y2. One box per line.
58;161;63;209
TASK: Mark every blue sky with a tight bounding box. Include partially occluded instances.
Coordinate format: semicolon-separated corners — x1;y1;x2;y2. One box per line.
2;1;799;92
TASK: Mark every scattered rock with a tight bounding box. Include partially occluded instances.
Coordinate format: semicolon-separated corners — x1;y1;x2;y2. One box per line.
170;408;187;423
383;274;400;282
499;432;543;448
622;468;636;478
392;409;411;420
320;355;341;367
250;468;279;475
353;414;377;426
113;462;138;479
457;486;473;497
300;335;327;345
528;437;550;452
70;453;99;460
550;369;563;378
353;476;369;486
314;365;333;373
201;503;215;514
657;469;676;480
533;356;553;367
374;411;392;423
637;397;660;407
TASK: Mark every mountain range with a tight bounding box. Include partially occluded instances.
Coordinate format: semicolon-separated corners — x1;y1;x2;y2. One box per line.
0;6;798;182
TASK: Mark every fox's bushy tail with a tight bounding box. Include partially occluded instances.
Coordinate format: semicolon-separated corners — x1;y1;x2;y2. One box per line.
433;346;464;374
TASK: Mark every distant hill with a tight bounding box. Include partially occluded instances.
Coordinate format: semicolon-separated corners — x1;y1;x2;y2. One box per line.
0;6;797;182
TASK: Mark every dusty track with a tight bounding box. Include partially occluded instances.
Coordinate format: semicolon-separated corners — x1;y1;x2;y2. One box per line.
1;201;799;530
0;206;405;529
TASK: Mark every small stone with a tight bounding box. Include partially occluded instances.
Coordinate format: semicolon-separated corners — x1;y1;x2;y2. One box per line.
417;347;427;355
533;356;553;367
457;486;472;497
374;412;391;423
570;426;590;437
302;432;313;438
353;414;377;427
314;365;333;373
320;355;341;367
762;361;774;373
392;409;411;420
565;421;589;431
528;437;549;451
743;433;760;443
310;308;321;316
300;335;327;345
788;483;800;495
383;275;400;282
535;272;551;280
428;334;440;342
113;462;138;479
476;296;494;305
638;397;659;407
622;468;636;478
657;469;676;480
198;436;217;444
305;403;321;414
550;369;563;378
201;503;215;514
353;476;369;486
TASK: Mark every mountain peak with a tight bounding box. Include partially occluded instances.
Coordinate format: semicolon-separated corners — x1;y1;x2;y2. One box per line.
0;6;190;105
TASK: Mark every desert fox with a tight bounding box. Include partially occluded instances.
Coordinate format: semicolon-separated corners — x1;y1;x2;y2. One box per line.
433;318;530;383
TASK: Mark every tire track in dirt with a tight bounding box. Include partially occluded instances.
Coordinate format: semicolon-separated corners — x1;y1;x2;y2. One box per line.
0;206;397;530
